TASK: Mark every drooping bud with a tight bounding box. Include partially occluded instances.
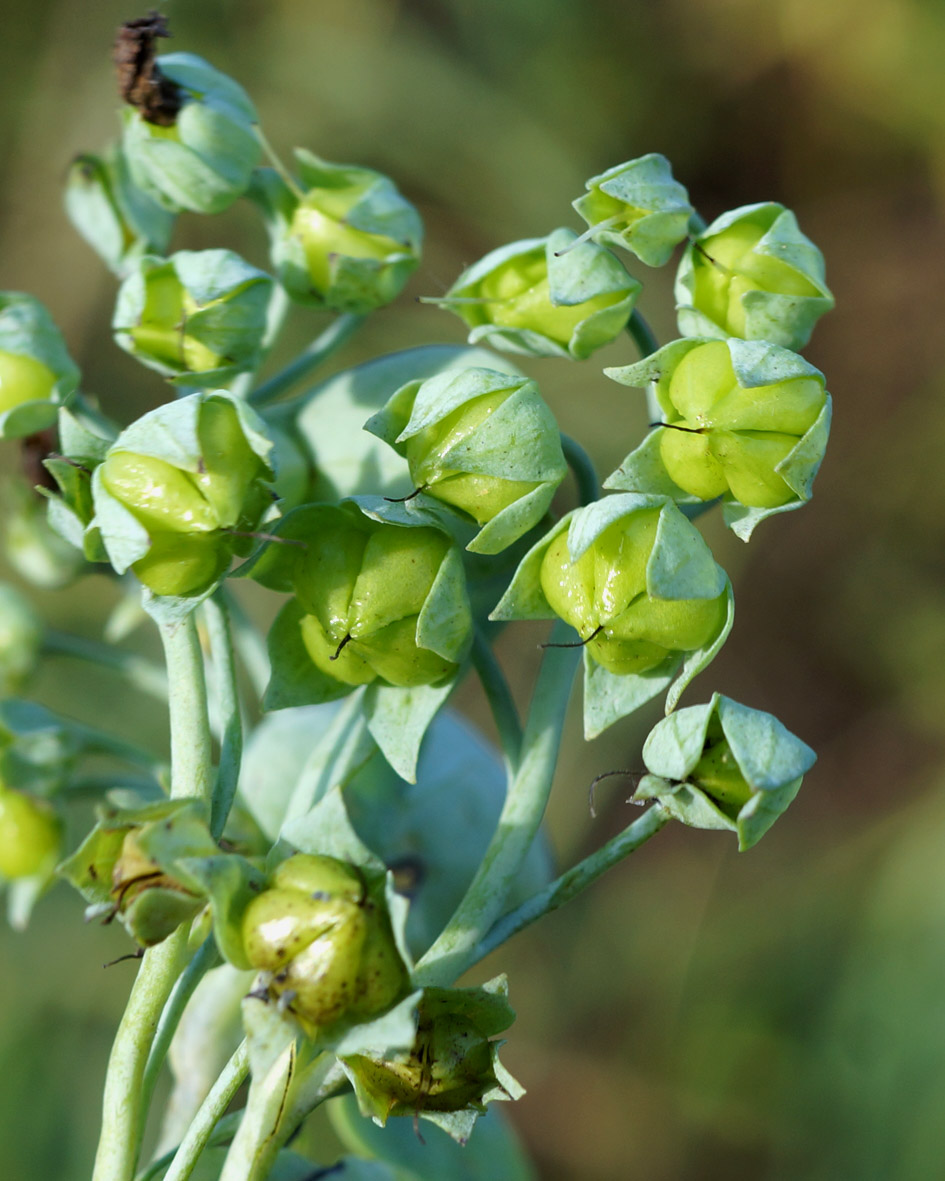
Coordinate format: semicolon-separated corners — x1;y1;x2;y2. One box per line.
242;852;408;1034
0;583;42;697
0;784;61;880
604;338;831;530
635;694;816;850
433;228;640;359
365;367;567;554
113;249;273;386
64;144;175;277
0;294;79;439
118;36;261;215
675;203;834;349
572;154;695;267
93;392;274;599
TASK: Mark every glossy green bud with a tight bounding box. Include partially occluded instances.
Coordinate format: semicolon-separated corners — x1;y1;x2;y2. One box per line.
95;393;273;597
605;338;831;517
0;294;79;438
287;504;472;689
0;583;42;696
572;154;694;267
64;144;175;276
365;367;567;554
675;203;834;350
435;228;640;359
121;52;260;215
274;150;423;312
242;852;407;1033
0;785;60;879
538;506;727;676
113;250;273;386
637;694;816;850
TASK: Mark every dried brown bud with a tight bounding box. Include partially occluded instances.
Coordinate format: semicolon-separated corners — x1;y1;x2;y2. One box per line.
114;11;181;126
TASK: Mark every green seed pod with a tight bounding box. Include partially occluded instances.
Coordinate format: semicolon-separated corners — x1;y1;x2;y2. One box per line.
0;785;61;880
572;154;695;267
434;228;640;359
0;294;79;439
121;52;261;215
113;249;273;386
636;694;816;850
268;150;423;312
0;583;42;696
604;338;832;529
675;203;834;350
242;852;407;1033
365;367;567;554
94;392;274;598
64;144;175;277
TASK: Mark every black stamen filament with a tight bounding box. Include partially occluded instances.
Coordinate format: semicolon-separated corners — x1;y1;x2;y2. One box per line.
649;421;706;434
330;634;352;661
587;769;643;818
384;485;426;503
539;624;603;651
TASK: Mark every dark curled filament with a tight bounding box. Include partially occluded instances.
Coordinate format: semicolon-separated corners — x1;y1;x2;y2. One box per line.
114;11;182;125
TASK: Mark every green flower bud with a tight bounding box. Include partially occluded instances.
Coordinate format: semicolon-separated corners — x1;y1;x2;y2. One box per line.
121;52;260;215
242;852;407;1033
64;144;175;276
365;367;567;554
0;785;61;879
113;250;273;386
94;393;274;598
0;294;79;438
675;203;834;350
267;150;423;312
537;504;727;677
109;828;205;946
0;583;42;696
434;228;640;359
572;154;694;267
605;338;831;516
636;694;816;850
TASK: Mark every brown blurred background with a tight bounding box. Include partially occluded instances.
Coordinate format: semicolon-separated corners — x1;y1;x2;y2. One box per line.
2;0;945;1177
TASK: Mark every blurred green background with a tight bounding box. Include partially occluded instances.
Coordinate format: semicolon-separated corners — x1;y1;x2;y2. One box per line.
3;0;945;1177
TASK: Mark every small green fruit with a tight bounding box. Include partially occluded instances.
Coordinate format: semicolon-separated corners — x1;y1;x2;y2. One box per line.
0;787;60;879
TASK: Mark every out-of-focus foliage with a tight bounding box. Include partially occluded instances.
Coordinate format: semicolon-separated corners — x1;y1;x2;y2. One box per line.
2;1;945;1178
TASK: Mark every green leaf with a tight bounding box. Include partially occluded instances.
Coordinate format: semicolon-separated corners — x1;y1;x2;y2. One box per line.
647;502;727;601
582;651;681;740
263;599;352;711
279;783;386;872
363;676;458;783
181;853;267;969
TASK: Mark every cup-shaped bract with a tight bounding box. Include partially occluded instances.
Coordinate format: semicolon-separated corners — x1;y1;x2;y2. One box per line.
604;338;832;537
0;785;61;880
268;150;422;313
675;203;834;350
0;584;42;697
0;294;79;439
121;52;261;215
572;154;695;268
113;249;273;386
635;693;816;850
92;391;274;599
364;367;567;554
435;228;640;359
340;977;521;1128
242;852;408;1034
64;144;175;277
254;502;474;699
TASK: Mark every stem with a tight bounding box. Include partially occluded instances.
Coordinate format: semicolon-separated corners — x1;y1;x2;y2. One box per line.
230;284;292;401
136;1112;243;1181
204;595;243;839
413;620;580;987
248;313;366;409
627;309;659;360
220;587;270;703
93;613;216;1181
471;628;522;777
560;433;600;506
472;806;670;963
73;723;166;775
162;1042;250;1181
254;126;303;200
43;630;168;700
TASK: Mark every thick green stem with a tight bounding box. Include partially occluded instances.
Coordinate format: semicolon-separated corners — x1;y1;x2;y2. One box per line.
413;620;580;987
162;1042;250;1181
136;1113;243;1181
248;313;365;409
92;613;216;1181
204;595;243;839
472;806;670;964
471;628;522;776
43;630;168;700
561;433;601;506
